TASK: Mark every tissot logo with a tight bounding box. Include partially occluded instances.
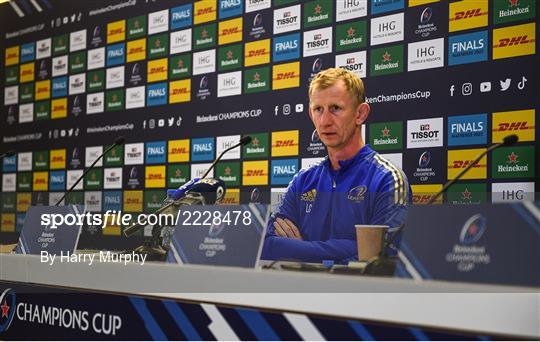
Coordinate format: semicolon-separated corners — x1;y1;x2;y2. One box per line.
3;174;17;191
335;51;366;78
336;0;367;21
407;38;444;71
146;82;167;107
273;5;301;34
36;38;51;59
246;0;270;13
86;92;104;114
17;152;32;171
148;9;169;35
303;27;332;57
407;117;443;148
85;191;103;212
171;4;192;29
52;56;67;76
273;33;300;62
193;49;216;75
448;30;487;65
106;43;125;66
125;143;144;165
70;29;87;52
69;73;86;95
370;13;404;46
170;29;192;54
218;71;242;97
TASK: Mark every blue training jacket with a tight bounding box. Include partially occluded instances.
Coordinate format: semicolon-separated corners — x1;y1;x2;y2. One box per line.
261;144;411;263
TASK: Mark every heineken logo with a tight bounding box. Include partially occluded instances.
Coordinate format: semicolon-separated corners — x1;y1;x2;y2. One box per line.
308;4;328;22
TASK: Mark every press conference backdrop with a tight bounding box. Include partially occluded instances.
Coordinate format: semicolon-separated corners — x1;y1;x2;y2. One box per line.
0;0;537;241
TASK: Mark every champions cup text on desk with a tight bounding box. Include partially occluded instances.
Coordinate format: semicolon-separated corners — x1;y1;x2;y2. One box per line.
261;68;411;264
40;251;147;266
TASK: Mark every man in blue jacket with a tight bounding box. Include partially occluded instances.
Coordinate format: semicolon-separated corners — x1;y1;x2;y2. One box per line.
261;68;411;263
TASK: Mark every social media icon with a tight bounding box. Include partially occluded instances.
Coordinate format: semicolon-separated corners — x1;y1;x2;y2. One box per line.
500;78;511;91
149;119;155;129
518;76;527;90
176;116;182;126
295;104;304;113
462;83;472;96
274;106;279;116
168;117;174;127
158;119;165;127
283;104;291;115
450;85;455;97
143;120;146;129
480;82;491;93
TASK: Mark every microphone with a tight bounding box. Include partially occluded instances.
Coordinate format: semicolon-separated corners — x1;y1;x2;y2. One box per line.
199;135;252;180
123;178;226;237
427;134;518;205
123;136;249;236
0;150;16;159
55;136;125;206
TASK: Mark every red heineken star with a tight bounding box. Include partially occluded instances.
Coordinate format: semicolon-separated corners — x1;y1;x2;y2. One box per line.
507;152;518;164
462;188;472;200
381;127;390;137
347;27;355;37
383;51;391;62
509;0;519;7
314;4;322;14
252;137;260;146
253;72;260;81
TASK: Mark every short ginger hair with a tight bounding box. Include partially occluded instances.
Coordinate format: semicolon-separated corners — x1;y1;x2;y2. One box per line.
308;68;365;106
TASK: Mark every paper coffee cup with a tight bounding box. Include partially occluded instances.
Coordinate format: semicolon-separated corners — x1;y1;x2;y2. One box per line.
355;225;389;261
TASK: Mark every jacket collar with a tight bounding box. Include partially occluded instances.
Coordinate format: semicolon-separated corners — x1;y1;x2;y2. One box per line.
324;144;375;173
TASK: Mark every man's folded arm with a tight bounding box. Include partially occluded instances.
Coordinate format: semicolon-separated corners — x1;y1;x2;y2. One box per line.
261;236;357;263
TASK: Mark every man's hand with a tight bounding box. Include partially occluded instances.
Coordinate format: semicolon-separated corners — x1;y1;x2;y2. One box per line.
273;217;303;240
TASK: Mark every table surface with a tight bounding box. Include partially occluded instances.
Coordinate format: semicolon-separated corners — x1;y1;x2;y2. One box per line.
0;252;538;338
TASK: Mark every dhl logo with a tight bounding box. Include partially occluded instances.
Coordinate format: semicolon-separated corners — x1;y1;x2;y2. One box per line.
494;35;534;48
148;174;164;179
197;7;213;15
53;106;66;111
150;67;165;73
248;49;267;57
221;27;240;35
449;160;485;169
450;8;487;21
126;199;141;204
246;170;265;176
171;147;188;154
21;70;33;76
109;28;124;35
129;47;144;54
220;197;238;204
495;122;533;131
18;199;30;205
7;53;17;59
171;88;189;95
34;178;47;184
412;194;432;203
2;218;15;225
276;72;297;80
37;87;48;93
274;140;297;147
51;156;64;162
